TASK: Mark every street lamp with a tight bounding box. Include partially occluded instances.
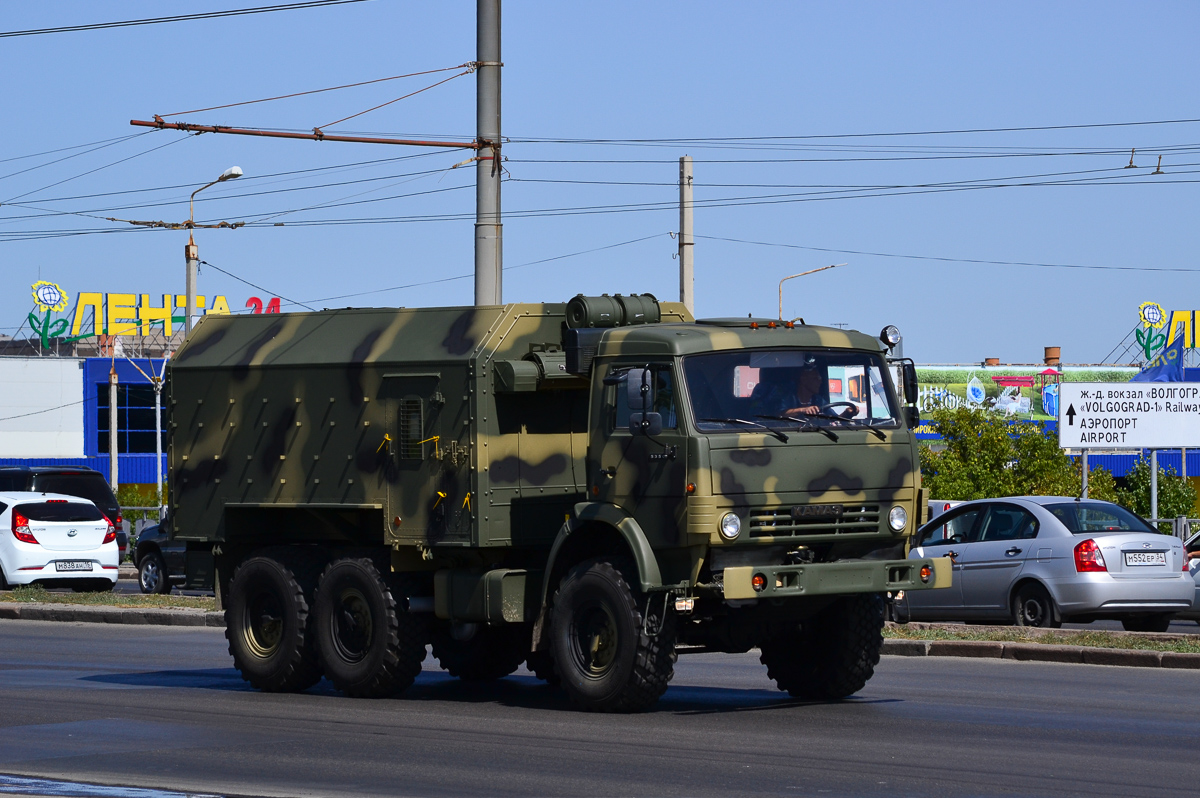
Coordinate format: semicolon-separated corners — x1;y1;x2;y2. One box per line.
184;166;243;334
778;263;847;321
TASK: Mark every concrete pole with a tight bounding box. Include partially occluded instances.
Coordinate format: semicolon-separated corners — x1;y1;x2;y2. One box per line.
474;0;502;306
109;366;119;492
678;155;694;315
1183;447;1188;479
1081;449;1089;499
185;240;198;335
1151;449;1159;523
154;377;163;519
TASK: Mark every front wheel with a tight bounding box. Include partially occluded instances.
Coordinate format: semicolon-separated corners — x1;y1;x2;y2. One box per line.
1121;613;1174;633
550;558;676;713
313;558;426;698
760;593;886;700
1012;583;1061;628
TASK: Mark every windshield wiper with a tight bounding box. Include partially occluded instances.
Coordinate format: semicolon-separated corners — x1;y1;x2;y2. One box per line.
701;417;789;443
756;415;839;442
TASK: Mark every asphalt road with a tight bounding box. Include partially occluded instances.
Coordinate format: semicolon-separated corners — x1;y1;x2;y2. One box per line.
0;621;1195;798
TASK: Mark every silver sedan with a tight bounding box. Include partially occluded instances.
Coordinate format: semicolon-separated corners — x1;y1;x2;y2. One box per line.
893;497;1193;632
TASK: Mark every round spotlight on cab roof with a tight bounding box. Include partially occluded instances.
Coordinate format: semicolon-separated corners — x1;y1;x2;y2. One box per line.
880;325;901;348
719;512;741;540
888;505;908;532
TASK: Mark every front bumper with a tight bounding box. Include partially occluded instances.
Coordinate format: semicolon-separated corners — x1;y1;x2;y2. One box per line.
722;557;951;600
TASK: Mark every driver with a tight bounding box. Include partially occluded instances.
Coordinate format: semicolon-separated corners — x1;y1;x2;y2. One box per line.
751;366;825;417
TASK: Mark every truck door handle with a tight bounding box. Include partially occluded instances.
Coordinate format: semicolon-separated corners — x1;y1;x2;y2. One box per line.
1005;547;1023;556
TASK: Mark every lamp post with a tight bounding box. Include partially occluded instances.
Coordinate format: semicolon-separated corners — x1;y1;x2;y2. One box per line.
778;263;847;320
185;166;243;335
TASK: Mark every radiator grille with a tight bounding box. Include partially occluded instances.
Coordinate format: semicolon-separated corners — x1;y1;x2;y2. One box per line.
748;504;880;537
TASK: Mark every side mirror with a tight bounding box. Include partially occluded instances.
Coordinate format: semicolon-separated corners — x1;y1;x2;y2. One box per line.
630;411;663;436
626;367;651;412
905;405;920;430
903;362;918;404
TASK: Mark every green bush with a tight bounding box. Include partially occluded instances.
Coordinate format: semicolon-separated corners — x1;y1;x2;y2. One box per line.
920;407;1120;502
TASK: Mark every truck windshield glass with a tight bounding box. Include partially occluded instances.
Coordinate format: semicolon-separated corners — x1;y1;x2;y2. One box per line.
683;349;899;432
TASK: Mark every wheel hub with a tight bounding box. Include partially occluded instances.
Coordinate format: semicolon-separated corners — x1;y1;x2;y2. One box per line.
331;588;373;663
244;590;284;658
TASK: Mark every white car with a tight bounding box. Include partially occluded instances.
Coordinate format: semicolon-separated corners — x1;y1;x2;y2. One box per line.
0;492;119;591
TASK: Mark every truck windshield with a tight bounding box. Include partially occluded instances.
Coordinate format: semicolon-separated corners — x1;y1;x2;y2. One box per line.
683;349;900;432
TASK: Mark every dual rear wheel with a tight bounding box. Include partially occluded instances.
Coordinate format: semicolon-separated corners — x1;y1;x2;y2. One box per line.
226;554;424;696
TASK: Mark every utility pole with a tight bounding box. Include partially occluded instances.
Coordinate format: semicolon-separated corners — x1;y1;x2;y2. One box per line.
185;241;198;335
474;0;502;306
678;155;694;315
109;366;119;493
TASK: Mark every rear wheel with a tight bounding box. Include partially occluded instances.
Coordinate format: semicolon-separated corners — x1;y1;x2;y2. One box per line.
431;622;530;681
138;551;170;594
225;556;322;692
314;558;426;698
1012;583;1061;628
550;558;676;713
759;593;886;700
1121;613;1174;633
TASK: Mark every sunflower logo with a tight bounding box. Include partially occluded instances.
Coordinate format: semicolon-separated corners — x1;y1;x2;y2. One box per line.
31;280;69;313
1138;301;1166;329
1135;301;1168;360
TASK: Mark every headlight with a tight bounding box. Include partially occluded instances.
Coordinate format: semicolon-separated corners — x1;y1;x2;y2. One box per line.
719;512;741;540
888;505;908;531
880;325;901;348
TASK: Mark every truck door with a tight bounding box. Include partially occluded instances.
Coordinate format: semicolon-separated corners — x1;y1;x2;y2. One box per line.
590;361;688;545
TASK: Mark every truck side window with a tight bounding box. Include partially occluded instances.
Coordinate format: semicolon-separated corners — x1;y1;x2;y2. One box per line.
398;398;424;459
610;366;678;432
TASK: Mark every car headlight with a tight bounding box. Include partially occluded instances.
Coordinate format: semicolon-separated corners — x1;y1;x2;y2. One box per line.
719;512;741;540
880;325;901;348
888;505;908;532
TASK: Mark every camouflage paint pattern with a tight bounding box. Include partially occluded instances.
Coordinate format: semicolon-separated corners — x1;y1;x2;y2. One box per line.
169;301;932;600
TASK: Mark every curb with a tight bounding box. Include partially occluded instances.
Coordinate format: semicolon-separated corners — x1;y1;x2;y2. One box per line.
883;638;1200;669
0;602;223;628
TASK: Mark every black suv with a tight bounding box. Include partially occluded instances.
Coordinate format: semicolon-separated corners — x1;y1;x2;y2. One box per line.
132;514;185;593
0;467;127;560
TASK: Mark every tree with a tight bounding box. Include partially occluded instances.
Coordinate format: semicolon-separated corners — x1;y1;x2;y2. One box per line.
1118;457;1196;531
920;407;1120;502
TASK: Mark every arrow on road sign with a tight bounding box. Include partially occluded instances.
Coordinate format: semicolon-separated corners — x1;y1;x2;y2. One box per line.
1066;404;1076;425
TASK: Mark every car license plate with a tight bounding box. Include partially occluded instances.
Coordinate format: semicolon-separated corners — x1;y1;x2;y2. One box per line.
54;560;93;572
1124;551;1166;567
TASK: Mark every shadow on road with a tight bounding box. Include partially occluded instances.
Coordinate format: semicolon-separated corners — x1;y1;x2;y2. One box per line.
82;667;901;714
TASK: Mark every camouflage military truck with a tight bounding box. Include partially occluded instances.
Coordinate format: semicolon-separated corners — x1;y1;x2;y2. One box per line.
167;294;950;712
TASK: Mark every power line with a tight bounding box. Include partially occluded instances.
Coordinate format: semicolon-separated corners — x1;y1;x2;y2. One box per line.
199;260;317;311
0;1;372;38
694;234;1200;274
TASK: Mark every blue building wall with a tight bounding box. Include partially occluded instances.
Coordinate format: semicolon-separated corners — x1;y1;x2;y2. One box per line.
82;357;166;457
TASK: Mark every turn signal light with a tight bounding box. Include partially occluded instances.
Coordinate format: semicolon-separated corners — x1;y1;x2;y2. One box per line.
1074;538;1107;572
11;510;37;544
751;573;767;592
920;564;933;583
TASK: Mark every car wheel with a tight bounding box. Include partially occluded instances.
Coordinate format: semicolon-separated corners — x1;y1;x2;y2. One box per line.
1121;613;1174;633
430;621;530;681
1012;583;1061;628
760;593;886;700
550;557;676;713
313;558;426;698
225;555;323;693
138;551;170;594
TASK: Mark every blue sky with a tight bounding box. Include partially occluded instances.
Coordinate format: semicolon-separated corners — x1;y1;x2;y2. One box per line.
2;1;1198;363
